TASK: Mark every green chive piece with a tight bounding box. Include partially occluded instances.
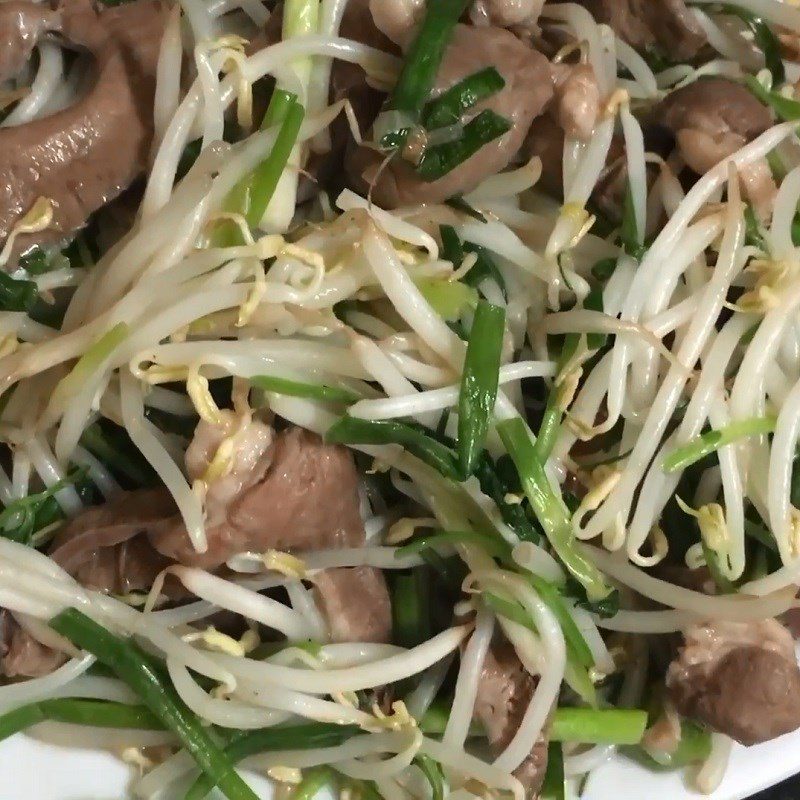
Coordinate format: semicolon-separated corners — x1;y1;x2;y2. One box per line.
458;301;505;476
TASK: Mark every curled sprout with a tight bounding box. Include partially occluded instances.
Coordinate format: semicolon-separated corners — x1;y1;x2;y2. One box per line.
182;625;260;658
0;197;54;267
677;497;731;567
261;549;308;580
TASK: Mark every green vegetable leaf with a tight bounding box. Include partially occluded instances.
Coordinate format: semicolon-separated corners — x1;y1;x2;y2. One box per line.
745;74;800;120
0;272;37;312
416;110;511;182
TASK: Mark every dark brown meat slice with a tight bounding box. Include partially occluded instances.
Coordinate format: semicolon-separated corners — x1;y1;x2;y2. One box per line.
473;640;549;796
150;427;365;569
0;1;59;82
0;0;167;256
313;566;392;643
49;488;176;595
576;0;706;60
347;23;554;208
667;619;800;745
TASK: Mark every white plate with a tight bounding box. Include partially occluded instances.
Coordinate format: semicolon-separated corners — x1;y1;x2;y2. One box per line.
2;727;800;800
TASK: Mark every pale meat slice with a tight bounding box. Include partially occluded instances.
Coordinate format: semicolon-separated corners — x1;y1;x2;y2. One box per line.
150;426;366;569
1;612;67;678
667;619;800;745
470;0;545;30
185;413;274;527
473;640;549;796
313;566;392;643
654;77;775;211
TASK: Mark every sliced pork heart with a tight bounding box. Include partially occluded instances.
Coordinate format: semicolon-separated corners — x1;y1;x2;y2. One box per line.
313;566;392;644
0;0;167;259
667;619;800;745
48;487;176;595
474;640;549;796
0;1;60;83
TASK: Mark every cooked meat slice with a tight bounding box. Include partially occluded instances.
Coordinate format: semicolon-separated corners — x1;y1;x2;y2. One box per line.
655;77;772;172
347;24;554;208
654;77;775;211
313;566;392;643
49;488;176;595
368;0;424;47
667;619;800;745
185;413;274;526
0;0;167;258
151;426;365;569
3;615;67;678
474;640;549;796
551;62;600;141
470;0;545;29
0;1;60;82
577;0;706;60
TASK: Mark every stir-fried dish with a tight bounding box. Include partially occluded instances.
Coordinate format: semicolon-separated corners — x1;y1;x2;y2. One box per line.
3;0;800;797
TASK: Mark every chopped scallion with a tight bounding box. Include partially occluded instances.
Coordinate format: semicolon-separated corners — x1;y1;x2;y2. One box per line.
50;608;258;800
663;416;776;473
498;417;612;601
326;416;461;481
417;110;511;182
458;301;505;476
250;375;360;404
423;67;506;129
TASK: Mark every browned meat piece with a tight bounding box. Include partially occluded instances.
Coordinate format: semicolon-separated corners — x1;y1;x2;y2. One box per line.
313;566;392;643
3;615;67;678
576;0;706;60
654;77;775;211
474;640;549;795
347;24;554;208
0;0;167;257
151;426;365;569
49;488;176;595
667;619;800;745
0;1;60;82
655;77;772;173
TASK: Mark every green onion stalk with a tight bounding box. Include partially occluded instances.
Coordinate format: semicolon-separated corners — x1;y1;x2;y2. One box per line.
663;415;777;473
378;0;473;146
458;301;506;477
419;701;647;746
250;374;360;404
259;0;319;232
498;417;612;601
50;609;258;800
